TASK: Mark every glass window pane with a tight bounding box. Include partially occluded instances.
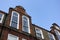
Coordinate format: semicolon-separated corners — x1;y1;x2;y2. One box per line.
49;33;54;40
35;29;42;38
0;14;3;20
22;16;29;33
12;16;18;23
0;18;1;20
36;29;40;33
36;33;41;38
55;30;60;40
23;17;27;20
10;11;19;29
8;34;18;40
11;21;17;28
13;12;18;17
0;15;2;17
23;20;28;27
23;26;28;32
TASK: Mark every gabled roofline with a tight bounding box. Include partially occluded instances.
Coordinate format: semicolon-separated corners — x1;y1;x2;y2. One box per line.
9;7;31;18
32;24;50;32
0;10;8;15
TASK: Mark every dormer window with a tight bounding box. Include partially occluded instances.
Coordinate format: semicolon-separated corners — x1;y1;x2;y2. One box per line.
35;28;44;39
22;15;30;33
48;33;55;40
10;11;19;29
0;13;4;23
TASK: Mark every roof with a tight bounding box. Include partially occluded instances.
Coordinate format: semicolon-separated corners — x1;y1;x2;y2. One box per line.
32;24;50;32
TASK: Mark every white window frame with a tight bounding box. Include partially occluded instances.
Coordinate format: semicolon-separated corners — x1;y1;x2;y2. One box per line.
22;38;26;40
48;33;55;40
22;15;30;33
7;34;19;40
10;11;19;29
0;13;4;23
35;28;44;39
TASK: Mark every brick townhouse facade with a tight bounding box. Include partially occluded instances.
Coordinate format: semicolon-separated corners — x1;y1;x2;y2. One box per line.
0;6;60;40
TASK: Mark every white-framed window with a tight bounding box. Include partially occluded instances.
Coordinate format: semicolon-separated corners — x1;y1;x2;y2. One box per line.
10;11;19;29
35;28;44;39
22;15;30;33
22;38;27;40
54;30;60;40
48;33;55;40
7;34;19;40
0;13;4;23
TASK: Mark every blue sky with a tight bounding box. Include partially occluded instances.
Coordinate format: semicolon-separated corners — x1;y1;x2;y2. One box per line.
0;0;60;30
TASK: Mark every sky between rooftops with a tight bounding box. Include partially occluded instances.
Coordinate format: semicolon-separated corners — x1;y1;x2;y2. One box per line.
0;0;60;30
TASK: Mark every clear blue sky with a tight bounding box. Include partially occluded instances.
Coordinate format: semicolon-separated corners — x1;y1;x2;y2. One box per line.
0;0;60;30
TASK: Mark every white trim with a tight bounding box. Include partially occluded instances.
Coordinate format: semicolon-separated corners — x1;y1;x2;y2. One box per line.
27;16;30;33
22;15;30;33
40;29;44;39
8;34;19;40
0;13;4;23
10;11;19;29
53;34;55;40
55;26;59;30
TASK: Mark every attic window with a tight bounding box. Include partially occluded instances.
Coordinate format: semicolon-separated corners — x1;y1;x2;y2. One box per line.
0;13;4;23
